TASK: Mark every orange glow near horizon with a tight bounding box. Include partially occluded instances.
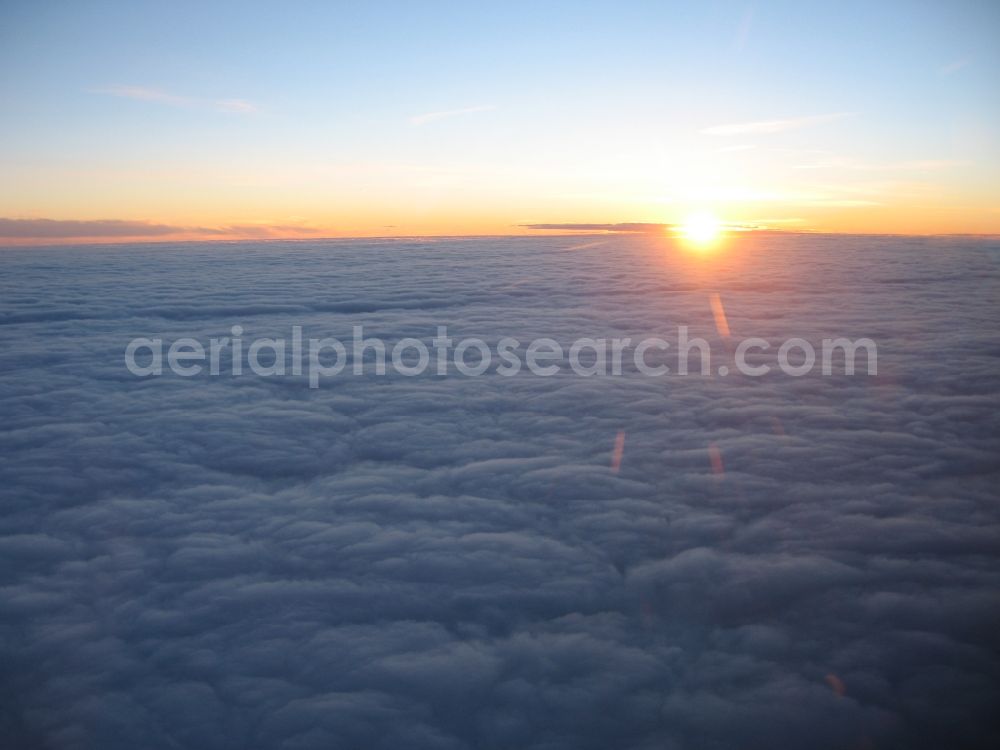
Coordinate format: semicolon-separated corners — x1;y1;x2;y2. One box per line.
4;203;1000;247
4;153;1000;245
3;181;1000;246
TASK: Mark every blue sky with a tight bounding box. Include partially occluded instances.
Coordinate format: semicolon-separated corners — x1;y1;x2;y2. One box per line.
1;0;998;238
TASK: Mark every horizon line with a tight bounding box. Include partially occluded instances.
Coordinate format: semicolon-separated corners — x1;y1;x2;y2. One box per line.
3;228;1000;250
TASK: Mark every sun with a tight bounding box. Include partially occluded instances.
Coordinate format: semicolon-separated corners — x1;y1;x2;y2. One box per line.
680;211;723;247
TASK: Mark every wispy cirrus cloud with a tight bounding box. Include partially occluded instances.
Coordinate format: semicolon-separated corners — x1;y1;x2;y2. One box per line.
716;144;758;153
214;98;258;114
409;104;496;126
792;156;964;171
90;85;259;114
939;57;971;76
89;85;191;106
703;112;852;136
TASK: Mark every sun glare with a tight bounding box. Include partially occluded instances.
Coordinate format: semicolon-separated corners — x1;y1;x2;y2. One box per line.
680;211;723;247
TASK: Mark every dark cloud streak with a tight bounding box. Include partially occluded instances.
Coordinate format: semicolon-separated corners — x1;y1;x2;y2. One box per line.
521;222;672;233
0;218;322;241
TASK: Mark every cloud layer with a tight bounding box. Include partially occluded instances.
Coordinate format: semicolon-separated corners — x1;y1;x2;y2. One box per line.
1;234;999;749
